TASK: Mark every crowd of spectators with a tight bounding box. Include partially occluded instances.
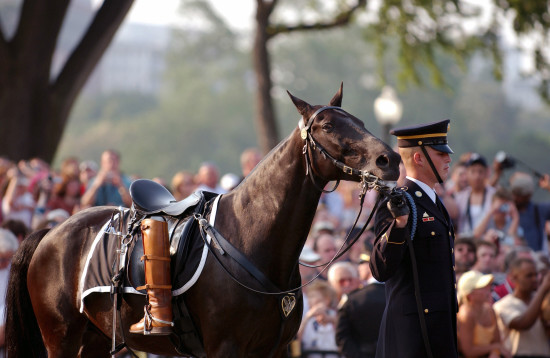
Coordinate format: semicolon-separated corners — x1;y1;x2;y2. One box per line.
2;147;550;357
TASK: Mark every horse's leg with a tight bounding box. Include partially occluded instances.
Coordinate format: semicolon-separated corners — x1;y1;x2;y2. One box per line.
79;322;112;358
27;235;88;357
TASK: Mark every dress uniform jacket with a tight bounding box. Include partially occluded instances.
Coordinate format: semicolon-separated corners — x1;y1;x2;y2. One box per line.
336;282;386;358
370;179;458;358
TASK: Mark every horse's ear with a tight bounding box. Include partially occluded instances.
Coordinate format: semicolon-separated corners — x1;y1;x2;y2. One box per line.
328;82;343;107
287;90;312;117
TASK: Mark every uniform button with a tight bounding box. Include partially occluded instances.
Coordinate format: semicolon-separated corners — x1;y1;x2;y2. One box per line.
452;248;454;254
424;309;429;314
453;266;456;271
449;231;451;236
431;231;435;236
455;284;457;289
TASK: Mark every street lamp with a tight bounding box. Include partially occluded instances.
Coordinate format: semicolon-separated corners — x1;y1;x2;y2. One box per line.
374;85;403;146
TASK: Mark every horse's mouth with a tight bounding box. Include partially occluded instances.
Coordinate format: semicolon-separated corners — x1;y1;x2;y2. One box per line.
360;171;397;192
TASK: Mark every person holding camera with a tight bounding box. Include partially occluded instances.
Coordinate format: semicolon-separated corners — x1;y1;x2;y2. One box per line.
370;119;458;358
508;171;550;253
473;187;521;247
80;149;132;208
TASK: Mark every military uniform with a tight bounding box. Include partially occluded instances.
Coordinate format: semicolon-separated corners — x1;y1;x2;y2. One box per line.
369;120;458;358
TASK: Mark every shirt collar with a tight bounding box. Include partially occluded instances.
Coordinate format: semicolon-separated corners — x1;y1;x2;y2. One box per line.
406;176;436;203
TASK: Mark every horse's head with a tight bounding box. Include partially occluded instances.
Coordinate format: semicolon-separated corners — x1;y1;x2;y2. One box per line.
288;83;401;187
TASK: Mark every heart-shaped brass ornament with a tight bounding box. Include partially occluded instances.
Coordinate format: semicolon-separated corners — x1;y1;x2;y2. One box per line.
281;295;296;317
301;128;308;140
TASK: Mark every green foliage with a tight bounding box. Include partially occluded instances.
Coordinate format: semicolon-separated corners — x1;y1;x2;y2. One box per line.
56;0;550;184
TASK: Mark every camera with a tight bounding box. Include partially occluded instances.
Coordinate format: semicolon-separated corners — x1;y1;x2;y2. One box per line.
499;203;509;213
495;151;516;170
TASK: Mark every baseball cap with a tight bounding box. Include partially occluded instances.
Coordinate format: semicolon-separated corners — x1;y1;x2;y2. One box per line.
466;153;488;168
457;270;493;302
300;245;321;263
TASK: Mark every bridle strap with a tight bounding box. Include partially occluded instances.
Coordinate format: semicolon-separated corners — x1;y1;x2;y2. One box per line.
299;106;396;191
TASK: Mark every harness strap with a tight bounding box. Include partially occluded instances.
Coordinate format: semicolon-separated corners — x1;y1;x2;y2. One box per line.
140;254;171;262
137;283;172;290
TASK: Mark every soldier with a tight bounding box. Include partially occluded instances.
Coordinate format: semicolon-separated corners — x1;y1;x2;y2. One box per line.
370;119;458;357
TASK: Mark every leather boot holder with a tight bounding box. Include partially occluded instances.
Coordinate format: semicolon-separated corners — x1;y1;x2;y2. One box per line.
130;218;174;335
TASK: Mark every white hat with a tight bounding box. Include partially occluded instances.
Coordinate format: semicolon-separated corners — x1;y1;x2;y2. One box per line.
300;245;321;263
457;270;493;302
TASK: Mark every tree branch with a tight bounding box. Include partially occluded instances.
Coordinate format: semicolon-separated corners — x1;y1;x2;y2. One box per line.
51;0;134;122
267;0;366;38
12;0;70;62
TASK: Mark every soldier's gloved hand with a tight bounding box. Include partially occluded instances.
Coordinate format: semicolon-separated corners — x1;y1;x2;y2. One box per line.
387;192;410;219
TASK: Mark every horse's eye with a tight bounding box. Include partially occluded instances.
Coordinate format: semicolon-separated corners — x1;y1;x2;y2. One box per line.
322;123;334;132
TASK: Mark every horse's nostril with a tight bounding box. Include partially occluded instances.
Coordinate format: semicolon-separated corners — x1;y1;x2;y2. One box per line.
376;155;389;168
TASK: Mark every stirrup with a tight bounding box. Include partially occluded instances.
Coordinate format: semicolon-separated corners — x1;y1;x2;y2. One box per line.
141;306;174;336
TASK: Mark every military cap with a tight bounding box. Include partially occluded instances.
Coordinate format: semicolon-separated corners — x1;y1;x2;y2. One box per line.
390;119;453;154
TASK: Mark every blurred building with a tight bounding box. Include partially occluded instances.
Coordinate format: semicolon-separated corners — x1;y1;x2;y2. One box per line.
0;0;171;96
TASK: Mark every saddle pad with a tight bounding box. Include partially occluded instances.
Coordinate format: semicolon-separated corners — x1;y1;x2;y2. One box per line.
78;195;220;313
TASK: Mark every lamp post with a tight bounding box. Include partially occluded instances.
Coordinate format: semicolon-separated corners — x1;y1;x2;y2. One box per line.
374;86;403;146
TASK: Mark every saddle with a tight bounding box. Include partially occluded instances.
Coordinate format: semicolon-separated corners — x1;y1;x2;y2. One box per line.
124;179;217;292
124;179;216;357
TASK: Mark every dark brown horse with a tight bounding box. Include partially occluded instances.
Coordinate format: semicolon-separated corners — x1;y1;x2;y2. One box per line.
6;84;400;357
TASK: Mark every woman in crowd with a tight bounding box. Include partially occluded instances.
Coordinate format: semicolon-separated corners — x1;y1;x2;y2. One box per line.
457;270;511;358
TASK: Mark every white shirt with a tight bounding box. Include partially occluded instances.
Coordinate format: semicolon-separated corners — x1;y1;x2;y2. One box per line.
493;293;550;356
406;176;436;203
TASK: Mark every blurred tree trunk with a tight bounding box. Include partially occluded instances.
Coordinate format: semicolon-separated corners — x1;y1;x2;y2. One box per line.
252;0;366;154
253;1;279;153
0;0;133;162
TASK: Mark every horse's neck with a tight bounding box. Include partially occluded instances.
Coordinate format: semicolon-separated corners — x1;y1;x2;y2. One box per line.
217;132;323;284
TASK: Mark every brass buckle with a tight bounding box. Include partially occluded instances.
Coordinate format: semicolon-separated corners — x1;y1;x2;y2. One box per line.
343;166;353;175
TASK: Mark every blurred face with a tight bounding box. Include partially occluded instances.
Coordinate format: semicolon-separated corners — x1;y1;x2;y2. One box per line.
513;262;538;293
101;151;120;171
513;193;531;210
455;243;476;273
358;261;372;281
468;284;492;304
475;245;496;274
66;179;81;197
452;165;468;191
332;267;359;297
198;165;219;188
467;164;487;190
315;234;337;263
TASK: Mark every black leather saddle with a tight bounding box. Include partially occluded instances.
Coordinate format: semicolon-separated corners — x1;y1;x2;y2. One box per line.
126;179;218;293
129;179;202;216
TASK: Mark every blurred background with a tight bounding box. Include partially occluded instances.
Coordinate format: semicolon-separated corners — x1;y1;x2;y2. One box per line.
0;0;549;186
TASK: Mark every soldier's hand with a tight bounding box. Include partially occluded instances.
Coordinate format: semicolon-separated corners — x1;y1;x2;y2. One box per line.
387;192;410;219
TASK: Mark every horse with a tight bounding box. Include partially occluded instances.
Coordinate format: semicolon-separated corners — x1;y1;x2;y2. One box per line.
5;83;401;357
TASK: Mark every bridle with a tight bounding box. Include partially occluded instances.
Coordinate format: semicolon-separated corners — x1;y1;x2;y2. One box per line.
199;106;402;293
299;106;396;194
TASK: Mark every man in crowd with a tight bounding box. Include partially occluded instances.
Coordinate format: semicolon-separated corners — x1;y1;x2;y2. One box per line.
336;253;385;358
454;153;496;235
493;257;550;357
80;149;131;208
454;236;477;282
